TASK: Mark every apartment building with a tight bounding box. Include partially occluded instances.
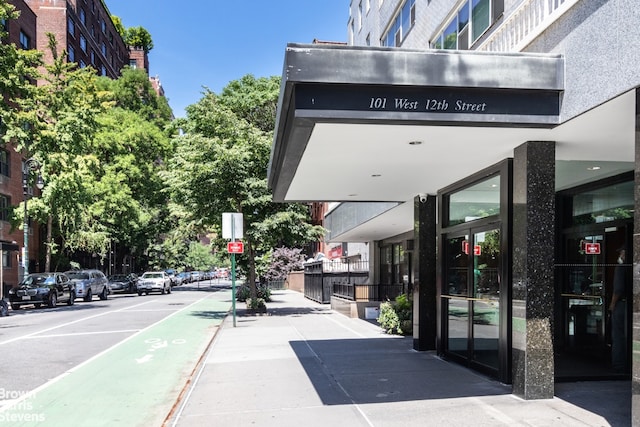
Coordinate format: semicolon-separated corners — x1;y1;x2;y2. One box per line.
25;0;128;77
268;0;639;417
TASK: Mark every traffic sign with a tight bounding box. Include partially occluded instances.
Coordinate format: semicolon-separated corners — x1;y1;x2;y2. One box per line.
585;243;600;255
227;241;244;254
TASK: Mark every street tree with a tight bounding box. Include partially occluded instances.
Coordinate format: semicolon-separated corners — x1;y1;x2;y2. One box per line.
0;0;42;146
14;34;113;271
164;76;324;298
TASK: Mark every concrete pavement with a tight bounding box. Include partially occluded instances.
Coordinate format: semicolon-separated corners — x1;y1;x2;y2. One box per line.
168;289;630;427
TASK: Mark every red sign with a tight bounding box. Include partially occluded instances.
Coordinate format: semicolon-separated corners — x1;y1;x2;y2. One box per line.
462;241;469;254
584;243;601;255
474;245;482;256
227;241;244;254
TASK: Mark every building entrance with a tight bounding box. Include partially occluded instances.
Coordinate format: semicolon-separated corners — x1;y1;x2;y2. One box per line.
443;226;501;375
555;175;634;380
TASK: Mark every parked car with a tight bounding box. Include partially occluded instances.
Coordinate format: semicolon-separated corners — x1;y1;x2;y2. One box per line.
108;273;138;294
176;272;191;284
190;271;201;282
8;272;75;310
165;269;180;287
137;271;172;295
65;269;109;302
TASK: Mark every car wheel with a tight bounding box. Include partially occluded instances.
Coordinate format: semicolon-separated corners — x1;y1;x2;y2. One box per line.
83;288;92;302
11;304;20;310
48;292;57;308
145;292;149;295
138;291;143;296
67;291;75;306
99;286;108;300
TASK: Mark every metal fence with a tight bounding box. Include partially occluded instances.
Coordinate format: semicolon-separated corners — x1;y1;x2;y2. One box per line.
333;283;405;302
303;260;370;303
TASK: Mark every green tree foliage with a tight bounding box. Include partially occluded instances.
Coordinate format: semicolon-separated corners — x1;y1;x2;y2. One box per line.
98;67;172;129
110;15;125;39
218;75;280;133
14;34;113;271
183;241;216;272
164;75;324;296
0;0;42;145
124;26;153;53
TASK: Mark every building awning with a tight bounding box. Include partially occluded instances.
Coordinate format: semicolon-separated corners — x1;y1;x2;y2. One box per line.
0;240;19;251
268;44;633;241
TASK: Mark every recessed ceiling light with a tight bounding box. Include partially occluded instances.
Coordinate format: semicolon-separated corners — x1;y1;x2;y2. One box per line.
371;174;381;177
348;193;358;197
587;166;601;171
409;140;423;145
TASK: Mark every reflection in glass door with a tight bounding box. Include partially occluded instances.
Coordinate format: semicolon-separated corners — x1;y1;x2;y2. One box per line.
444;228;500;372
556;226;632;378
472;229;500;370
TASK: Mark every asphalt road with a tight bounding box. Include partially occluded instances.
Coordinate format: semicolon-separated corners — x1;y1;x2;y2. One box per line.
0;281;233;426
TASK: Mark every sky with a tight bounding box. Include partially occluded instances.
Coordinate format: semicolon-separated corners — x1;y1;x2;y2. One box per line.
107;1;349;118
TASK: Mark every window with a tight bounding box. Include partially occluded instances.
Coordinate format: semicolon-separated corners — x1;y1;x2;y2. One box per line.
101;65;106;76
101;42;106;56
90;49;95;64
0;150;9;177
381;0;415;47
79;60;86;68
101;19;106;34
68;17;75;37
129;59;137;69
79;9;86;25
2;247;11;268
1;18;8;32
0;194;11;222
80;34;87;52
68;45;75;62
446;175;500;226
431;0;502;50
19;30;30;49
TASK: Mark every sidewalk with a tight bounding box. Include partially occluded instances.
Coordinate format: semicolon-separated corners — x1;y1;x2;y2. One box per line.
168;290;630;427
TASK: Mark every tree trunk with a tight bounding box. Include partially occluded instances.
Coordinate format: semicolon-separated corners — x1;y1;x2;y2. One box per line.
44;214;52;272
248;238;257;300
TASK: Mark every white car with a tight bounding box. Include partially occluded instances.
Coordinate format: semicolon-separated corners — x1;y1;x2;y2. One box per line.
137;271;172;295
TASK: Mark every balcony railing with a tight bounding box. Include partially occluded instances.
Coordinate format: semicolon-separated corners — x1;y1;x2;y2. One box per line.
303;260;370;303
477;0;580;52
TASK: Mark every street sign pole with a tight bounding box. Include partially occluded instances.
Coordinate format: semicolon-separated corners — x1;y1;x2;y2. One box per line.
223;212;243;328
231;220;236;328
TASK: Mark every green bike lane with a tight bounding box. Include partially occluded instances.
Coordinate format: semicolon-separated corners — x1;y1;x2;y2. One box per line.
0;290;232;427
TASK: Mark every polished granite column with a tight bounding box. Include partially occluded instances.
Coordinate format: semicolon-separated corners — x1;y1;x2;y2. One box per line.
413;194;437;351
512;140;556;399
632;88;640;425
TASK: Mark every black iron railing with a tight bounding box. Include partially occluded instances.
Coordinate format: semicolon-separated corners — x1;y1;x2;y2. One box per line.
303;260;369;303
333;283;405;302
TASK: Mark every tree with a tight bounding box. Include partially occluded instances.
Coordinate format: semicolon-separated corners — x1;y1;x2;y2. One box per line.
14;34;113;271
164;76;324;298
124;26;153;53
0;0;42;146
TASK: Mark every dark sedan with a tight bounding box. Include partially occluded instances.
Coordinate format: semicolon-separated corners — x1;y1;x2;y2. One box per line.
108;273;138;294
8;272;75;310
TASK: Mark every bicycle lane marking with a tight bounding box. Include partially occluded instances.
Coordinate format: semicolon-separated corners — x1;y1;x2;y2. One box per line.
0;291;231;427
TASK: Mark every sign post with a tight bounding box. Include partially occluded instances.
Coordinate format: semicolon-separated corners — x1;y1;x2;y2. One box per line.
223;213;244;327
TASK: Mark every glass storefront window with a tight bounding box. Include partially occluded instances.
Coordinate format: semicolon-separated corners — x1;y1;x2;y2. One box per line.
445;235;469;296
571;180;634;225
447;175;500;226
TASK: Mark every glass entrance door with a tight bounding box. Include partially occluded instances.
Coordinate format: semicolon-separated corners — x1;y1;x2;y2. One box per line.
444;227;501;373
555;225;632;378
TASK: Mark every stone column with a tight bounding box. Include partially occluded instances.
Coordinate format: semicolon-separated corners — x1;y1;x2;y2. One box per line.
511;141;556;399
632;88;640;425
413;194;437;351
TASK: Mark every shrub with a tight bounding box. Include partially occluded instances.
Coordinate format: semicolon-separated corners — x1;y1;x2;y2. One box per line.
246;297;266;311
236;285;271;302
377;293;413;335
